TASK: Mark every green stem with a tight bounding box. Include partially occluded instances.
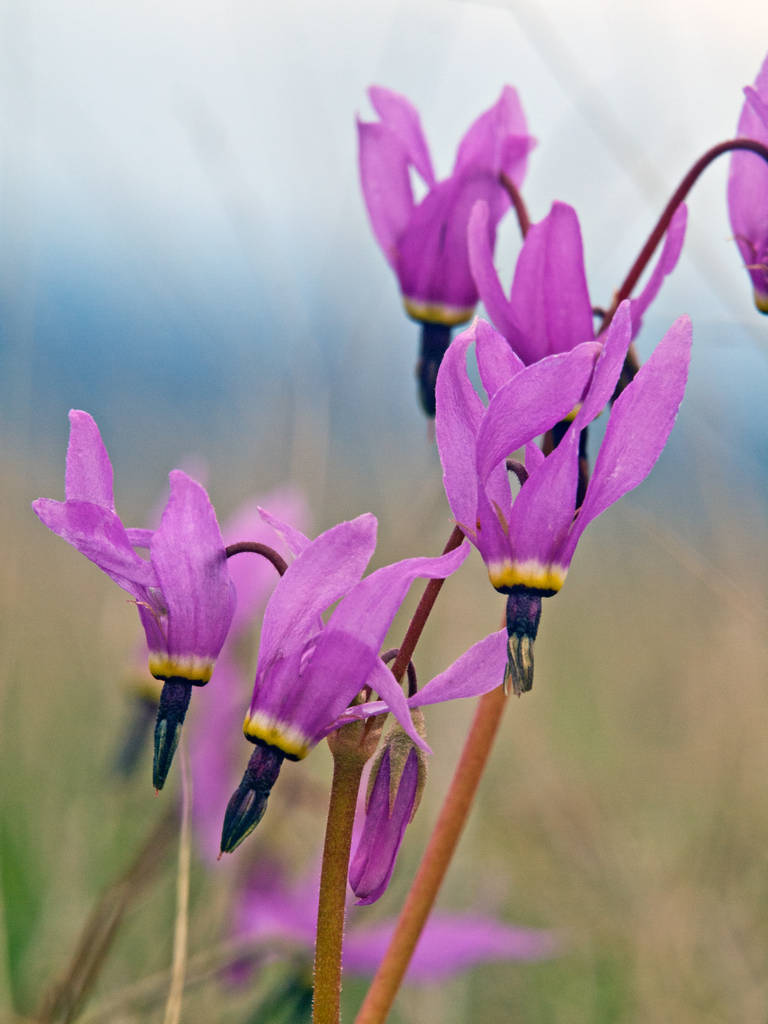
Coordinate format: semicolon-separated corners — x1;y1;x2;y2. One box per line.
313;752;366;1024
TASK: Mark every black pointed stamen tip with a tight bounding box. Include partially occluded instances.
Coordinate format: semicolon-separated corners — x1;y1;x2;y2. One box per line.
152;680;193;790
219;745;285;855
416;321;452;418
504;589;543;697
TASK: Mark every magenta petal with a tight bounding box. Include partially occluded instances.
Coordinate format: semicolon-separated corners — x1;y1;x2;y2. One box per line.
358;119;414;269
345;914;558;980
126;528;153;549
573;300;633;427
361;657;430;753
257;515;377;667
410;629;507;707
368;85;435;186
631;204;687;334
349;747;419;905
476;341;601;483
453;85;529;180
508;202;595;362
467;201;526;348
224;491;309;638
728;55;768;305
435;323;485;532
397;173;502;312
150;471;235;661
745;83;768;128
32;498;156;594
64;410;115;509
563;315;693;562
474;315;525;397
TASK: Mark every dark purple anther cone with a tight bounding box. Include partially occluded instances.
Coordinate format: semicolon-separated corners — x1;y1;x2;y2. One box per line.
505;589;542;696
220;744;285;854
417;322;452;417
153;680;192;790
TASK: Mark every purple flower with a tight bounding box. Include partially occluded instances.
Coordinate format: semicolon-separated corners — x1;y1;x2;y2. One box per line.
468;198;687;363
349;717;427;906
232;860;558;984
33;410;236;788
434;303;691;691
728;53;768;312
219;513;468;852
358;85;534;415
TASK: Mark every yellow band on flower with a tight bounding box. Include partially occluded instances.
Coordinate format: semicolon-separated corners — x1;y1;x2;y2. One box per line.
488;559;566;594
403;297;476;327
148;653;214;684
243;711;311;760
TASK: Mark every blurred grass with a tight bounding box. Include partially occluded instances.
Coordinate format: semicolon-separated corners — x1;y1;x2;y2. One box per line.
1;421;767;1023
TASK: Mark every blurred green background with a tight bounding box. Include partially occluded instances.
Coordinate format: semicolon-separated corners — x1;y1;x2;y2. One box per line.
2;1;768;1021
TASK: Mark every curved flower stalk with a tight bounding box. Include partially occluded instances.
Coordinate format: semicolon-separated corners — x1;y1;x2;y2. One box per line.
467;198;687;364
32;410;236;789
728;52;768;312
358;85;534;414
435;303;692;692
219;513;469;853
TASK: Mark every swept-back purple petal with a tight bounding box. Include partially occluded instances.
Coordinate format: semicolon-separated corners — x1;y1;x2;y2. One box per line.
359;656;430;752
255;502;311;559
410;629;507;707
476;342;601;482
631;204;687;334
508;202;594;362
745;84;768;128
435;324;484;531
64;410;115;509
573;300;633;428
561;316;692;563
345;914;558;979
32;498;156;594
126;528;153;549
397;172;504;311
224;490;309;638
358;119;414;269
326;545;468;653
151;471;235;659
474;314;525;397
368;86;435;186
257;515;377;666
453;86;529;180
467;202;526;349
506;430;579;568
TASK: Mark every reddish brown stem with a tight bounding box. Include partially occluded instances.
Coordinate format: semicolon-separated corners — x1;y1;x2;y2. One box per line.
499;171;531;238
601;137;768;333
225;541;288;577
389;525;465;684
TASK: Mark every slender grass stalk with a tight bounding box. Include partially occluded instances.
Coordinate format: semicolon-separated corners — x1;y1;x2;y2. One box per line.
312;751;366;1024
354;685;507;1024
36;809;176;1024
162;743;192;1024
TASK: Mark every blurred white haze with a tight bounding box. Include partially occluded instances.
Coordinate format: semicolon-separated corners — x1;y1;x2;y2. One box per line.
1;0;767;502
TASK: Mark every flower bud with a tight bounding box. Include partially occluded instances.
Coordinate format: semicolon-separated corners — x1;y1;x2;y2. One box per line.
348;711;427;905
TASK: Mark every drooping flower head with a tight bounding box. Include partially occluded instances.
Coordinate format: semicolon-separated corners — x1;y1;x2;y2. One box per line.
435;304;692;691
358;85;534;414
468;198;687;364
728;52;768;312
220;512;468;852
33;410;236;788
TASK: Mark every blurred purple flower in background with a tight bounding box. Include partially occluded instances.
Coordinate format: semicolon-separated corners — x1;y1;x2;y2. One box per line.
728;52;768;312
33;410;236;789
